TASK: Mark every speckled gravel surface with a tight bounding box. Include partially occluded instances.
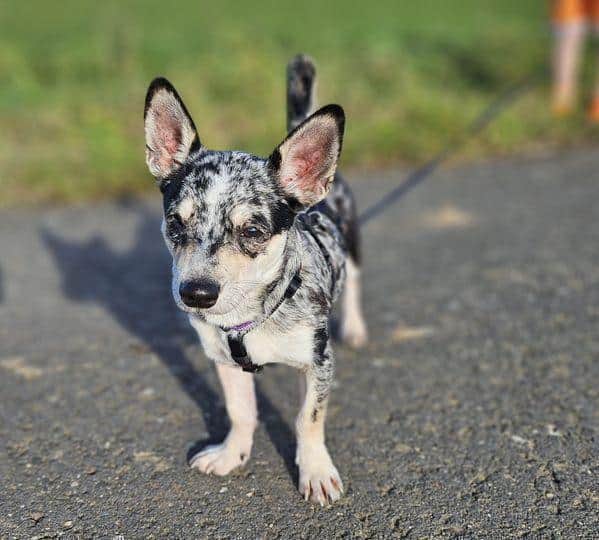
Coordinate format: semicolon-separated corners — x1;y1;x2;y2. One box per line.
1;150;598;539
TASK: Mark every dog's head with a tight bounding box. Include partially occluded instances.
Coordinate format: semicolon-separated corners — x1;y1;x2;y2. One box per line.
143;78;344;327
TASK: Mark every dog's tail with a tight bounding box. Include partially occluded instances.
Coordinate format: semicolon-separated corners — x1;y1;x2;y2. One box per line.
286;54;317;132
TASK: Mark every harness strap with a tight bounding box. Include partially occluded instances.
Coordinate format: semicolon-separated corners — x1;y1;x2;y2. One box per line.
224;270;302;373
223;210;334;373
227;335;261;373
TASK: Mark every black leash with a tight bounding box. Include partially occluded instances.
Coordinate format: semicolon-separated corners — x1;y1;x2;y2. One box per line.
224;79;537;371
358;77;536;226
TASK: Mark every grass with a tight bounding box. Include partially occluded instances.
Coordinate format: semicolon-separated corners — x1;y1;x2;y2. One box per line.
1;0;598;206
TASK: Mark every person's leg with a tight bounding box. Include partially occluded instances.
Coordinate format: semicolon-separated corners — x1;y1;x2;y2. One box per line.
587;0;599;119
551;0;587;114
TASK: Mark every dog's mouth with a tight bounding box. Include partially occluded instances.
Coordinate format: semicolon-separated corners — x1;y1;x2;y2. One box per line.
174;292;240;318
172;278;266;327
175;297;220;315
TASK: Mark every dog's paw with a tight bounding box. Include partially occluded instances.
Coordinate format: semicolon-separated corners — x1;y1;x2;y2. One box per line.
341;314;368;349
189;441;250;476
297;445;344;505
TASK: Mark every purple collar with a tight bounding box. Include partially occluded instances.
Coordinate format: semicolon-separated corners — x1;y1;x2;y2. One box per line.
221;269;302;373
229;320;254;333
222;269;302;336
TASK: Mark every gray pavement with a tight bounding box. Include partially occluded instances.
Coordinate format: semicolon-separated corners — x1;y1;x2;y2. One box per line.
0;150;598;538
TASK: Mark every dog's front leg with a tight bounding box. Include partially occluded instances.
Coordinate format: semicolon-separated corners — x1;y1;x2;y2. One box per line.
190;363;257;475
295;341;343;505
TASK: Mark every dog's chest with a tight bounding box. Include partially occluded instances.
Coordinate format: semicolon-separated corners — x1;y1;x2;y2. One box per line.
236;323;314;368
202;322;313;369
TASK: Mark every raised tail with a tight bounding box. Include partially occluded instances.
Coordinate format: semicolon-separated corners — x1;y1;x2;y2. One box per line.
286;54;317;132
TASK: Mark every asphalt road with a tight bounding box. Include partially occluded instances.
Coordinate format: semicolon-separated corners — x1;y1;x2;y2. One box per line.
1;150;597;539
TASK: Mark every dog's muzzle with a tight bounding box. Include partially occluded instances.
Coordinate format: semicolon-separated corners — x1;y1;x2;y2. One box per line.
179;279;220;309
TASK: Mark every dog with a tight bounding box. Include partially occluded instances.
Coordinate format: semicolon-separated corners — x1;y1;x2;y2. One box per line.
143;54;367;505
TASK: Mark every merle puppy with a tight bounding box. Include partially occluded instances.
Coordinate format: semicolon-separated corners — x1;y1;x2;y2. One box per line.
143;55;367;505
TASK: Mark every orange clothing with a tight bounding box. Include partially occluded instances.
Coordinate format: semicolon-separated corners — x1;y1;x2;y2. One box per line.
589;97;599;121
552;0;599;23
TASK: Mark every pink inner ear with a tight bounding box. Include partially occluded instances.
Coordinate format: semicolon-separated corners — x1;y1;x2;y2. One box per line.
156;111;182;154
285;123;335;188
290;144;326;188
162;125;181;156
153;111;182;168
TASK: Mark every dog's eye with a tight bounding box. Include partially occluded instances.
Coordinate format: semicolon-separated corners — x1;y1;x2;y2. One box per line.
169;214;182;227
167;214;185;236
241;226;263;239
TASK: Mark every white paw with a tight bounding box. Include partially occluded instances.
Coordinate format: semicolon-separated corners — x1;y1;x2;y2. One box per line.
341;313;368;349
189;440;250;476
297;445;344;505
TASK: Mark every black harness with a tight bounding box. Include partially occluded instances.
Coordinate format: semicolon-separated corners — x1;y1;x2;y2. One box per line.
222;210;338;373
223;270;302;373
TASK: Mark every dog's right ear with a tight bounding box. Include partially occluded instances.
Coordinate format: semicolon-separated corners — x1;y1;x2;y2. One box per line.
144;77;201;181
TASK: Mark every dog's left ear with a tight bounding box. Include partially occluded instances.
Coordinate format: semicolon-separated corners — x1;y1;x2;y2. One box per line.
268;104;344;208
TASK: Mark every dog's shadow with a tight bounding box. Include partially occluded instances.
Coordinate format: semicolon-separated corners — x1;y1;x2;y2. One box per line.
41;203;297;482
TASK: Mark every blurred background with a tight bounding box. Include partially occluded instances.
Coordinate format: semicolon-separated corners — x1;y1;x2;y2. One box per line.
2;0;599;206
2;2;599;537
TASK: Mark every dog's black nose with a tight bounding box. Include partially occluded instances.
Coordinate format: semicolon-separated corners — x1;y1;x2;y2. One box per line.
179;279;220;309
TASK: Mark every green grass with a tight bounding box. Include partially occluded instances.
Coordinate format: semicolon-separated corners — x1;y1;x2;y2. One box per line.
1;0;598;205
